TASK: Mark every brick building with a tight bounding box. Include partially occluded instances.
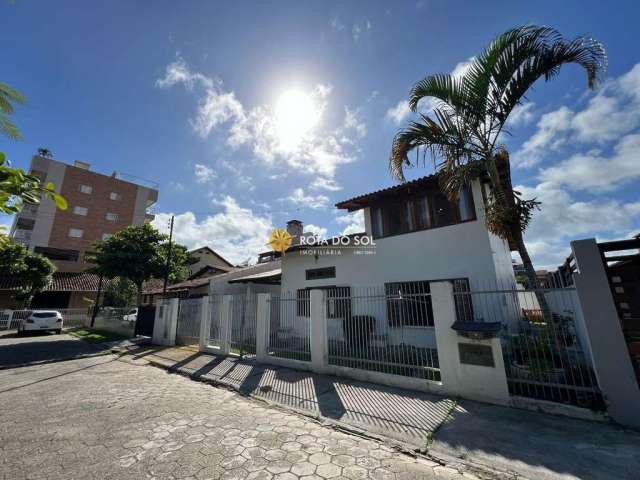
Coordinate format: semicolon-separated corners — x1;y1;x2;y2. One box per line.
3;155;158;308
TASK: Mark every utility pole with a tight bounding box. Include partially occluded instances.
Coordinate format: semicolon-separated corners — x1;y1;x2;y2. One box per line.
90;273;104;327
162;215;175;296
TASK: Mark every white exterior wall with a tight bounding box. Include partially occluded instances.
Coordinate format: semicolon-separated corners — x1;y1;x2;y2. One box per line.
280;181;516;346
22;157;66;250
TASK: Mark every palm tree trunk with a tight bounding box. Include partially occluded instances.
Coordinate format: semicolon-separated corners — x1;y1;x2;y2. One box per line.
514;231;551;320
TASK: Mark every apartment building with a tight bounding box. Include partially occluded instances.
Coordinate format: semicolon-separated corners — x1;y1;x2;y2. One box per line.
10;155;158;272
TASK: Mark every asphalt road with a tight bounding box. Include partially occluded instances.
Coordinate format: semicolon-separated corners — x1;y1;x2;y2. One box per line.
0;332;455;480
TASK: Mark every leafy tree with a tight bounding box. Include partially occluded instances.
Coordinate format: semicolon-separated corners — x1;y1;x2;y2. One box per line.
86;223;190;301
1;152;68;214
389;25;606;298
37;147;53;158
0;81;26;140
103;278;138;307
0;239;55;307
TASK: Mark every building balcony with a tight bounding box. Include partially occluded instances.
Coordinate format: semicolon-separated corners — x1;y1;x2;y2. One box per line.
12;229;32;243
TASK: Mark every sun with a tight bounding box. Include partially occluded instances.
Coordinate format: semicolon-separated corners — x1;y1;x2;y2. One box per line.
274;89;321;151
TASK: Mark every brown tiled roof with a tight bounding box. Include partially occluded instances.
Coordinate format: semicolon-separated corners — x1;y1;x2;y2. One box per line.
335;174;438;211
0;272;112;292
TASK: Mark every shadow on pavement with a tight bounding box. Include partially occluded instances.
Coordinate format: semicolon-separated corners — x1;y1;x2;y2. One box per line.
0;331;107;369
430;399;640;480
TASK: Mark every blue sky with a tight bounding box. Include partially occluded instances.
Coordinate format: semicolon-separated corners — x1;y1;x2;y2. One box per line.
2;0;639;267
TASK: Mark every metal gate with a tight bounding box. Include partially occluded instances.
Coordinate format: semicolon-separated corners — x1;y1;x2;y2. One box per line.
229;293;257;358
176;298;202;345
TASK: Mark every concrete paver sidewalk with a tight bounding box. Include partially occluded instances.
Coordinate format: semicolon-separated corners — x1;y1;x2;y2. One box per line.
121;344;640;480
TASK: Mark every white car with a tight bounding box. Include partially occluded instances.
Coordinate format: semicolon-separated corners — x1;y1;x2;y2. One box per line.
123;308;138;322
18;311;63;334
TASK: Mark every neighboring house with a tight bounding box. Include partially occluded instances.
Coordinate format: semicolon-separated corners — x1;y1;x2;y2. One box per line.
6;155;158;308
188;246;235;276
143;264;237;305
278;174;516;347
0;272;109;309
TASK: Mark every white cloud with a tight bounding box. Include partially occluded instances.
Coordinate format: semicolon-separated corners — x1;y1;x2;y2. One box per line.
156;58;214;90
518;182;640;268
343;107;367;138
539;133;640;192
386;100;411;125
336;210;365;235
152;196;273;265
513;63;640;167
157;60;361;187
286;188;330;210
451;57;475;78
194;163;217;184
507;102;535;127
352;19;371;41
304;224;328;239
310;177;342;191
329;16;345;31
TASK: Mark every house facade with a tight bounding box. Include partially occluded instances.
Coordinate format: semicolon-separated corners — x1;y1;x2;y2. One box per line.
279;176;516;348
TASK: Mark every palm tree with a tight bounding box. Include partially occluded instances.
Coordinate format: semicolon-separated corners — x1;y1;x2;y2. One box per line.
389;25;606;300
0;82;26;140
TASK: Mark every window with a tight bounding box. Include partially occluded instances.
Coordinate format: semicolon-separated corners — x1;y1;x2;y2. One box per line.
105;213;119;221
34;246;79;262
453;278;474;322
297;289;310;317
306;267;336;281
73;206;88;216
385;281;433;327
16;217;35;230
101;233;112;241
110;192;122;201
372;185;475;238
79;184;92;194
68;228;83;238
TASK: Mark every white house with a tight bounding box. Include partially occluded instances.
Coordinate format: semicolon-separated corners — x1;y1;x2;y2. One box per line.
279;175;517;349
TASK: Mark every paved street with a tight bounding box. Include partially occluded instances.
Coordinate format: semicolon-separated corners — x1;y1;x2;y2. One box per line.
0;333;463;480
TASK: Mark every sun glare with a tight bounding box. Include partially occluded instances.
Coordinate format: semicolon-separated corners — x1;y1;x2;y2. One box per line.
274;89;320;151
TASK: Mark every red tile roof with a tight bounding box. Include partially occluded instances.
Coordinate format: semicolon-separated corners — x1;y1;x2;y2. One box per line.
0;272;112;292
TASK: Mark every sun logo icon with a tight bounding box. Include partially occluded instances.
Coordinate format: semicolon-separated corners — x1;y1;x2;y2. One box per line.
267;228;292;253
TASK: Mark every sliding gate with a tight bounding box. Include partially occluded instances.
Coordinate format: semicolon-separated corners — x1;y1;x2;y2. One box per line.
175;298;202;346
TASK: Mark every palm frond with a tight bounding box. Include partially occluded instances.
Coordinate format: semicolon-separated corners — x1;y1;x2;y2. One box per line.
0;82;27;115
0;114;21;140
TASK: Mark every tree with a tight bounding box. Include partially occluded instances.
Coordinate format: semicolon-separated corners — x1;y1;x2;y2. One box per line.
0;81;26;140
1;152;68;214
37;148;53;158
0;240;55;307
86;223;190;302
389;25;606;298
103;278;138;307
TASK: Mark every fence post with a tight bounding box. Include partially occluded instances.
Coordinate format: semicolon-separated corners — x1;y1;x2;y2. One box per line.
431;281;510;405
310;289;328;374
198;296;210;351
256;294;270;362
219;295;233;356
571;239;640;428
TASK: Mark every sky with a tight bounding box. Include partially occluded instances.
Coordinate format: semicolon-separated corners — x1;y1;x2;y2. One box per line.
2;0;639;267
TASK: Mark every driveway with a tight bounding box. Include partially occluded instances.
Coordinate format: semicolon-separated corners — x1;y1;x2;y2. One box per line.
0;335;459;480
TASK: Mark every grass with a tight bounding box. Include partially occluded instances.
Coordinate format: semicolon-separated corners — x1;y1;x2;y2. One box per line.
68;328;128;344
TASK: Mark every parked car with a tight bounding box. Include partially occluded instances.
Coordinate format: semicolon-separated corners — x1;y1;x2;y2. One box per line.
123;308;138;322
18;311;63;334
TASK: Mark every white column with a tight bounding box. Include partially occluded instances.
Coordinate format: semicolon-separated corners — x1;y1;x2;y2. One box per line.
572;239;640;428
219;295;233;356
152;298;179;346
256;293;271;362
310;289;328;374
198;296;210;351
431;281;509;405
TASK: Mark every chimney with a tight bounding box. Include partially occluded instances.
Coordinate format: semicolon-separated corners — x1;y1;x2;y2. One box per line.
286;220;304;245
